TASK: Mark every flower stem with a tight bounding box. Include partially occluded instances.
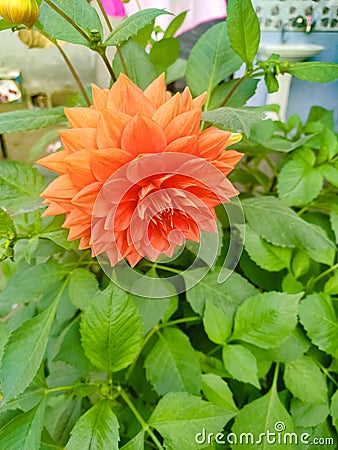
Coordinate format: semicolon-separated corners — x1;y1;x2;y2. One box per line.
135;0;142;11
54;40;91;106
118;387;164;450
221;76;246;107
98;48;117;82
312;263;338;285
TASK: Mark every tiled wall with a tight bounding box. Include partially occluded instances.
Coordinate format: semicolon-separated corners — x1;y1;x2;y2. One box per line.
252;0;338;31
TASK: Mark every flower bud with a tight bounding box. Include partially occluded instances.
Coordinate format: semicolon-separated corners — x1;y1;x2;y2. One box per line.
0;0;39;28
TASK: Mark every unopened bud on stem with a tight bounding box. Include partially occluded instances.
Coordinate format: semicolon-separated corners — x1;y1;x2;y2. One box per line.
0;0;39;28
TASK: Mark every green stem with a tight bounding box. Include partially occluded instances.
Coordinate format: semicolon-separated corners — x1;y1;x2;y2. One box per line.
116;46;129;76
297;206;309;216
312;263;338;285
43;0;90;43
54;40;91;106
118;387;164;450
220;76;246;107
98;48;117;82
163;317;201;327
135;0;142;11
96;0;113;32
46;382;100;394
316;361;338;388
272;362;280;389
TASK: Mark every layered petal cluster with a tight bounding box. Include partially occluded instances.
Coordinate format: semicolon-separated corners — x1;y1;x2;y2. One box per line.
38;74;242;266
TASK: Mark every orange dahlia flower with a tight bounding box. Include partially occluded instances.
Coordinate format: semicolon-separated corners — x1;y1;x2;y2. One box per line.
37;74;242;267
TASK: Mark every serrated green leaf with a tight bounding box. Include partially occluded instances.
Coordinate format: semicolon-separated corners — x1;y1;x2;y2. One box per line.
39;0;102;46
184;268;257;317
203;300;232;344
67;401;119;450
113;40;157;90
331;390;338;432
201;373;238;414
330;210;338;244
45;396;81;446
282;273;304;294
0;298;59;401
202;107;266;137
238;224;292;272
288;62;338;83
104;9;171;46
291;398;329;428
149;392;231;450
0;108;66;134
68;268;99;311
242;196;336;265
292;250;310;279
81;284;143;372
226;0;260;64
299;293;338;358
0;209;16;241
120;431;144;450
0;161;45;211
231;383;294;450
277;158;323;206
222;344;260;389
144;327;201;396
186;22;242;97
319;164;338;188
324;271;338;295
208;79;259;109
0;399;46;450
284;356;328;405
231;291;301;349
0;261;67;309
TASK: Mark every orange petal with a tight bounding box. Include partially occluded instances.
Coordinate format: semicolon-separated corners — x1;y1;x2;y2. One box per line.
79;234;91;249
164;136;198;155
71;182;102;213
121;114;167;156
181;87;193;110
218;149;244;166
36;149;69;174
67;221;91;240
42;201;67;217
41;174;77;201
107;74;155;118
59;128;97;152
164;109;201;144
64;149;96;188
152;93;182;129
144;73;167;109
192;91;208;109
96;110;131;149
198;127;232;160
91;148;131;182
92;84;109;110
64;107;100;128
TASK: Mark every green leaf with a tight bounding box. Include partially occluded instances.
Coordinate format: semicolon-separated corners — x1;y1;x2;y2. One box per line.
202;107;266;137
291;398;329;428
67;401;119;450
39;0;102;46
0;19;14;30
149;392;231;450
0;400;46;450
203;300;232;344
68;268;99;311
150;38;180;73
0;161;45;211
324;271;338;295
299;293;338;358
201;373;238;413
104;9;171;46
242;196;336;265
80;284;143;372
284;356;328;405
292;250;311;279
112;40;157;90
163;11;187;38
226;0;260;64
0;209;16;241
208;79;259;109
330;210;338;244
166;58;187;84
0;299;58;402
144;327;201;396
277;158;323;206
287;62;338;83
0;261;66;307
264;71;279;94
238;224;292;272
186;22;242;97
319;164;338;188
184;268;257;317
120;431;144;450
222;344;260;388
231;382;294;450
330;390;338;432
0;107;66;134
45;396;81;446
231;292;301;349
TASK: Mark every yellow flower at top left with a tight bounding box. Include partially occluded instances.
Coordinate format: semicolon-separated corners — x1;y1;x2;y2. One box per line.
0;0;39;28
